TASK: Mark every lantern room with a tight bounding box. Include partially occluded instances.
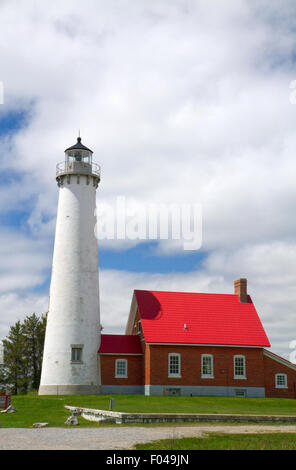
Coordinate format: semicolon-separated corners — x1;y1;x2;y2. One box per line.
65;136;93;164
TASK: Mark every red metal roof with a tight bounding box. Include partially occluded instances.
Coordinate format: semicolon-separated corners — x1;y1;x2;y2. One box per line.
134;290;270;347
98;334;143;354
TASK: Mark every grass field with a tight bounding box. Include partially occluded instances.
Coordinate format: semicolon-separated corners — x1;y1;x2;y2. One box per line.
134;433;296;450
1;393;296;428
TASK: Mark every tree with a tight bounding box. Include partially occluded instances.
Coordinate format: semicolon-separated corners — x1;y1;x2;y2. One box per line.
0;363;7;393
2;321;28;395
22;313;47;390
2;313;47;394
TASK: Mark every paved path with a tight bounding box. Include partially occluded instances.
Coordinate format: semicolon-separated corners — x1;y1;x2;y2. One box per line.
1;425;296;450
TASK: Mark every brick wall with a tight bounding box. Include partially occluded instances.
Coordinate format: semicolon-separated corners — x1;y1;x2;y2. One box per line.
100;354;144;386
99;346;296;398
147;345;265;388
263;353;296;398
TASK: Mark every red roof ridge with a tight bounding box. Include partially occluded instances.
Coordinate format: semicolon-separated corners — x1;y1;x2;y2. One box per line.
134;289;253;302
135;288;242;296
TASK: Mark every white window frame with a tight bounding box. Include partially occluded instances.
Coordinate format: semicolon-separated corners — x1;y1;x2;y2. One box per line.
168;353;181;378
115;359;128;378
275;373;288;389
201;354;214;378
234;355;246;379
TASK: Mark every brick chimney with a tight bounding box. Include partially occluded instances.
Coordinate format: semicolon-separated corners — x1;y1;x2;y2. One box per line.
234;278;248;302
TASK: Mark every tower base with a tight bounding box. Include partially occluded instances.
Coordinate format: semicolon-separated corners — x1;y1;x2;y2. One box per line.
38;384;101;395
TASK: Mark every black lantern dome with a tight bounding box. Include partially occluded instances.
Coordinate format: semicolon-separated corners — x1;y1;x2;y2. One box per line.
65;137;93;164
65;137;93;154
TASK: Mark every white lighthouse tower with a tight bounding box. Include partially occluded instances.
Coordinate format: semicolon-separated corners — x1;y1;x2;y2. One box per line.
39;137;101;395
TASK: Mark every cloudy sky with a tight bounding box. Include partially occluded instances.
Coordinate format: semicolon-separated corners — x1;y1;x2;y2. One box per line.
0;0;296;360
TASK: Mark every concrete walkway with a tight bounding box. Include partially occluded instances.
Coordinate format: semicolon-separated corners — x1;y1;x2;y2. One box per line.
1;424;296;450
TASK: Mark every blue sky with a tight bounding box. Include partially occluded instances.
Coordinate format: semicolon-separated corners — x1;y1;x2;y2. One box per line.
1;0;296;360
0;109;28;137
99;242;206;273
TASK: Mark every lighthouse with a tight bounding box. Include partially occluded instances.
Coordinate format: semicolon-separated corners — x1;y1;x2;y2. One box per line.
39;137;101;395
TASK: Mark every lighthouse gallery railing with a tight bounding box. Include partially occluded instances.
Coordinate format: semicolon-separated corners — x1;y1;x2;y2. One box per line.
56;161;101;178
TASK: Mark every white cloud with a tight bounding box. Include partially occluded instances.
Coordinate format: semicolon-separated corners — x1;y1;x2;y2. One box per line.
0;229;51;293
0;292;48;340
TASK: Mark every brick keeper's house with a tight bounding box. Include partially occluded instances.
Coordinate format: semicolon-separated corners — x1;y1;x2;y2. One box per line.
98;278;296;398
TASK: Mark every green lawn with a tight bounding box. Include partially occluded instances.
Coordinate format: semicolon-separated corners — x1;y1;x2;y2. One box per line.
135;433;296;450
1;393;296;428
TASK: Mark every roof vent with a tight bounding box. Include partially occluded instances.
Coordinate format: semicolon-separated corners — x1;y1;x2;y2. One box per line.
184;323;188;331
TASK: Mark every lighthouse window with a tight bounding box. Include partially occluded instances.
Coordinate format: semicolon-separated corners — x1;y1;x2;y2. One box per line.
115;359;128;378
71;346;83;363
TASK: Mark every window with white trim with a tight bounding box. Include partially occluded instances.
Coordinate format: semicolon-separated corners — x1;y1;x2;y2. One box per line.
115;359;128;378
234;355;246;379
201;354;214;378
168;353;181;377
275;373;287;388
